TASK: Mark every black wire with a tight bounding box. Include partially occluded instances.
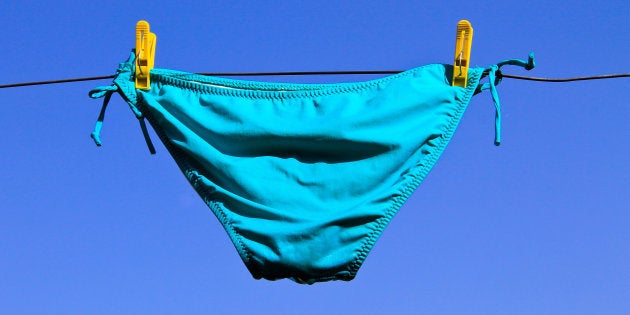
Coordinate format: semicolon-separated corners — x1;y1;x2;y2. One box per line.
197;70;402;76
1;71;629;89
501;73;630;82
0;75;116;88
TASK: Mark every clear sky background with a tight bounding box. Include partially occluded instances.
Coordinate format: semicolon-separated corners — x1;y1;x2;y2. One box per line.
1;1;628;314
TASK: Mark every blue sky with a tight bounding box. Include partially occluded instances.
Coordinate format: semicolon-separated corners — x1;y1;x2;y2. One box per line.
0;1;628;314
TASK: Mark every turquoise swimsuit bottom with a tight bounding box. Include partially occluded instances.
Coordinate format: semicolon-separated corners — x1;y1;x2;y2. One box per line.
90;52;534;284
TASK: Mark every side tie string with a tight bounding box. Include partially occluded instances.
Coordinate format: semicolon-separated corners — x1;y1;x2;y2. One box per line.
90;89;113;146
478;53;536;146
88;84;156;154
481;65;502;145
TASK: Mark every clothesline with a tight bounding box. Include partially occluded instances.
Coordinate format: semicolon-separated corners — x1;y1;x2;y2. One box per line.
0;71;629;89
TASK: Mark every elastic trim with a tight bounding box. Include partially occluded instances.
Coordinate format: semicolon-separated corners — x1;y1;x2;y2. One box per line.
149;63;449;100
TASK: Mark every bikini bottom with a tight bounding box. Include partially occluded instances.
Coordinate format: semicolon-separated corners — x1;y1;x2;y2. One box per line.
89;52;534;284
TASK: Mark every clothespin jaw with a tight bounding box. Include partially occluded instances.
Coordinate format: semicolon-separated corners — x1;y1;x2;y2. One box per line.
135;20;156;90
452;20;473;87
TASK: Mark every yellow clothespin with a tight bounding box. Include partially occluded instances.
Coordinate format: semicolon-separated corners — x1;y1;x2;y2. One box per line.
452;20;473;87
135;20;156;90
